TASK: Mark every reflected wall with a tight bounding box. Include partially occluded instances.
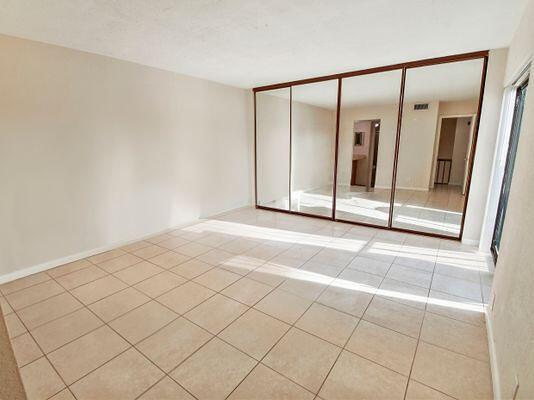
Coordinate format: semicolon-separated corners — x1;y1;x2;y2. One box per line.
291;80;338;217
256;88;290;210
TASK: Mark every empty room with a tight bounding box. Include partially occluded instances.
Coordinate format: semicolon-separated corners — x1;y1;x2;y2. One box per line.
1;1;534;399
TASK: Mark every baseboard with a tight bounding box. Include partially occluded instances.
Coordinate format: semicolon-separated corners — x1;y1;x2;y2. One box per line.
200;202;252;219
396;185;430;191
374;185;429;191
461;238;480;246
0;221;197;285
0;203;255;285
485;304;501;400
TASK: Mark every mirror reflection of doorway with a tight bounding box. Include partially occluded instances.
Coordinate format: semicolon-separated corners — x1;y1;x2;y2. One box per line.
432;116;475;192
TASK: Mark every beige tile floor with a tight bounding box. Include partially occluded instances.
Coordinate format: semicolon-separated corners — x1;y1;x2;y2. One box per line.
1;207;494;400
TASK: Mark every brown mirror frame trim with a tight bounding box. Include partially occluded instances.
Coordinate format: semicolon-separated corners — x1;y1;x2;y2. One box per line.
387;68;407;230
331;78;342;220
253;50;489;241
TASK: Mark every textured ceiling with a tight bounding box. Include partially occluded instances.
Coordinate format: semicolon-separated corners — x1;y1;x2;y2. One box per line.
0;0;527;88
284;58;485;109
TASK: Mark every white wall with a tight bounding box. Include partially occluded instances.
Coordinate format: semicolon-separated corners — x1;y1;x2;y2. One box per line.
0;35;252;279
256;91;290;205
438;99;478;116
396;101;439;190
487;1;534;399
462;48;508;244
291;101;335;192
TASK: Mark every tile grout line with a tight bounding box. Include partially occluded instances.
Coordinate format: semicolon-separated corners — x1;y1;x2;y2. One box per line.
313;234;403;397
19;257;189;332
219;241;346;399
10;222;362;399
13;259;201;400
4;215;490;400
0;273;54;297
4;258;123;313
126;235;301;399
2;291;80;400
191;272;460;377
152;270;291;398
60;260;488;398
131;373;180;400
10;234;476;347
409;378;461;400
402;241;439;400
23;239;271;354
52;274;200;400
6;252;180;318
227;234;390;398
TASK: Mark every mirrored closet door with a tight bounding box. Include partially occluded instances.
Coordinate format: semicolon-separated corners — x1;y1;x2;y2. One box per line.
254;52;487;240
335;70;402;227
256;88;291;211
392;58;485;238
290;80;338;218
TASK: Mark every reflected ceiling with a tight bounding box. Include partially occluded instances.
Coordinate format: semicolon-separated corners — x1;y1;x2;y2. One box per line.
262;58;484;110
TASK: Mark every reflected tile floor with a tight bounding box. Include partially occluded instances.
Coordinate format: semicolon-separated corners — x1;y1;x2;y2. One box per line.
265;184;465;237
1;207;494;400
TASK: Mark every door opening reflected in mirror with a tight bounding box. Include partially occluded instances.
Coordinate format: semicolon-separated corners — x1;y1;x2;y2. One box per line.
350;120;380;191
